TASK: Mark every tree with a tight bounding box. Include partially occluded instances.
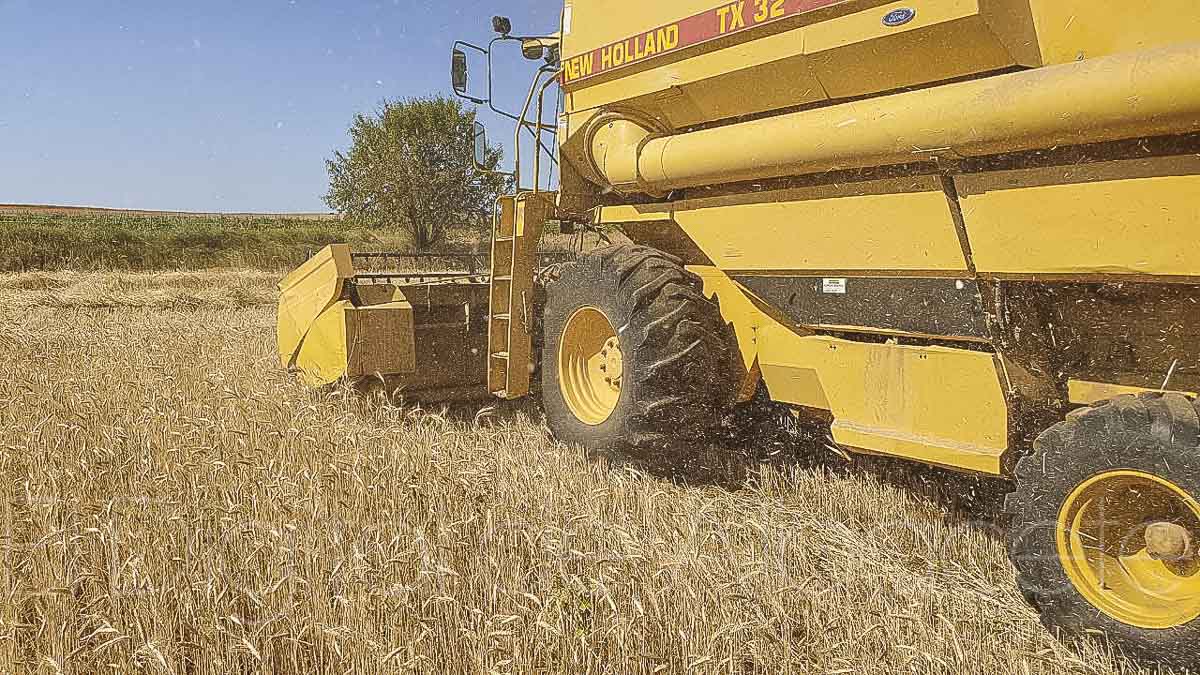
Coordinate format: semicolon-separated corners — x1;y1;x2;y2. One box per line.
324;96;510;250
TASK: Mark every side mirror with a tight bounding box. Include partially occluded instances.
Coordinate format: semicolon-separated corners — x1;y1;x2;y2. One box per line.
472;121;488;169
521;37;561;64
522;43;546;61
451;49;469;94
492;16;512;35
450;42;489;104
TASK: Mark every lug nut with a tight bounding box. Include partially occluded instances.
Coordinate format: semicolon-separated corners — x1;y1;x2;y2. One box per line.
1146;521;1195;562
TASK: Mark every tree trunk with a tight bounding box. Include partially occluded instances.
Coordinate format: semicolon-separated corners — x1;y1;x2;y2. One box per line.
408;206;431;252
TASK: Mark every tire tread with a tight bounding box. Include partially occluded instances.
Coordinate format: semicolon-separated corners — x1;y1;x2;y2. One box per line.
1005;393;1200;669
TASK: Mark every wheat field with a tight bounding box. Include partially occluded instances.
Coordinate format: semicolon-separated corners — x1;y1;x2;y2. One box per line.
0;271;1176;674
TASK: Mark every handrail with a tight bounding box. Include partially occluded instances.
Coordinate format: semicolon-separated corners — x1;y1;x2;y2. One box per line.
513;64;560;192
533;69;562;194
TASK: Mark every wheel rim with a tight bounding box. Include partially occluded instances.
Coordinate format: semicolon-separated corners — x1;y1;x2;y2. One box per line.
558;306;622;426
1057;469;1200;629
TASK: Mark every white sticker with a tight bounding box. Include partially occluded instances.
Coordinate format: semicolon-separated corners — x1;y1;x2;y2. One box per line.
562;5;573;35
822;278;848;295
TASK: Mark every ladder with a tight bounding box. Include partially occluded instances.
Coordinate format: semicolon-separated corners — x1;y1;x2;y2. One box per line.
487;192;554;399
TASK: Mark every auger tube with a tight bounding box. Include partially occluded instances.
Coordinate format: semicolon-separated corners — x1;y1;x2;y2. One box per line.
586;42;1200;194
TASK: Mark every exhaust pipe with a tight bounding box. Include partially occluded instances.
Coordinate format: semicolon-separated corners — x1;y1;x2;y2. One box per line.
587;42;1200;194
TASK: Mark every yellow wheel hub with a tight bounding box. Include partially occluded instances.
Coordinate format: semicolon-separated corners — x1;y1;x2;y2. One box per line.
558;307;623;426
1057;470;1200;629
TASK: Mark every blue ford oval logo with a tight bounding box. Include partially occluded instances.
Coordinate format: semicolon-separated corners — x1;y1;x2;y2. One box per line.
883;8;916;26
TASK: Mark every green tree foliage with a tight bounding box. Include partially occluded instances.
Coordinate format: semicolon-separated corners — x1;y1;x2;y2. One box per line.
324;96;509;250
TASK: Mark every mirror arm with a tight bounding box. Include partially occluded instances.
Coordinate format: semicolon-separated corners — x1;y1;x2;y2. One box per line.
454;36;555;123
456;37;561;188
484;36;524;122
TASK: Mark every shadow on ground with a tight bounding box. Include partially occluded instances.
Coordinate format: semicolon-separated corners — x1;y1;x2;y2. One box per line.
401;389;1012;542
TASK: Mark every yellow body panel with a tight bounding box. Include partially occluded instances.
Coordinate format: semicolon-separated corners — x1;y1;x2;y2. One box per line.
561;0;1199;127
802;0;1036;99
760;327;1008;474
293;300;418;388
689;267;770;374
592;204;674;226
563;0;1038;128
1067;380;1197;406
655;177;968;273
276;244;355;369
958;157;1200;278
1029;0;1200;65
693;267;1008;474
295;300;352;387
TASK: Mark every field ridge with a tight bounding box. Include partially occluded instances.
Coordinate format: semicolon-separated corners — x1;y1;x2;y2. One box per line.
0;204;335;219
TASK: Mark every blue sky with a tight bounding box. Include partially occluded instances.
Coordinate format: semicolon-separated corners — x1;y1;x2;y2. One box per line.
0;1;560;212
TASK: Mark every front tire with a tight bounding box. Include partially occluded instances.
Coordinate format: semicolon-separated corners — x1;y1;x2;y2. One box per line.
541;244;738;463
1006;393;1200;669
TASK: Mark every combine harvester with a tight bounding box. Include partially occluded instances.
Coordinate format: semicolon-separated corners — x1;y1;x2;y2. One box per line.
279;0;1200;665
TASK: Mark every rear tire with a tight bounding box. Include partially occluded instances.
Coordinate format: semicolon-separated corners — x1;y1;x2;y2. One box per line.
1006;393;1200;669
541;244;738;464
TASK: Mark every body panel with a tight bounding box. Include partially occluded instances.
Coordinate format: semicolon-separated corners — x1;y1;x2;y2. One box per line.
958;156;1200;278
693;266;1009;474
762;326;1010;475
1029;0;1200;65
735;275;989;340
562;0;1039;129
277;244;355;369
1068;380;1197;406
668;177;969;273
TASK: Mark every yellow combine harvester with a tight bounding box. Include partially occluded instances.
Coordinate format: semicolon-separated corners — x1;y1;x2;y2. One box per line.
279;0;1200;665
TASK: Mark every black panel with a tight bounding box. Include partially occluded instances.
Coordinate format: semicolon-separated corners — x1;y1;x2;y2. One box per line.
734;275;990;339
993;280;1200;395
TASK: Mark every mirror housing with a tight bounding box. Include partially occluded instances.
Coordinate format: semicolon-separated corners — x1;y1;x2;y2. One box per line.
470;121;515;178
450;42;489;104
522;43;545;61
451;50;468;94
472;121;488;170
521;36;561;64
492;16;512;35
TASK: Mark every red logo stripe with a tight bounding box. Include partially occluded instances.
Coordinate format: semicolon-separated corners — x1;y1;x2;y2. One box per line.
561;0;849;87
